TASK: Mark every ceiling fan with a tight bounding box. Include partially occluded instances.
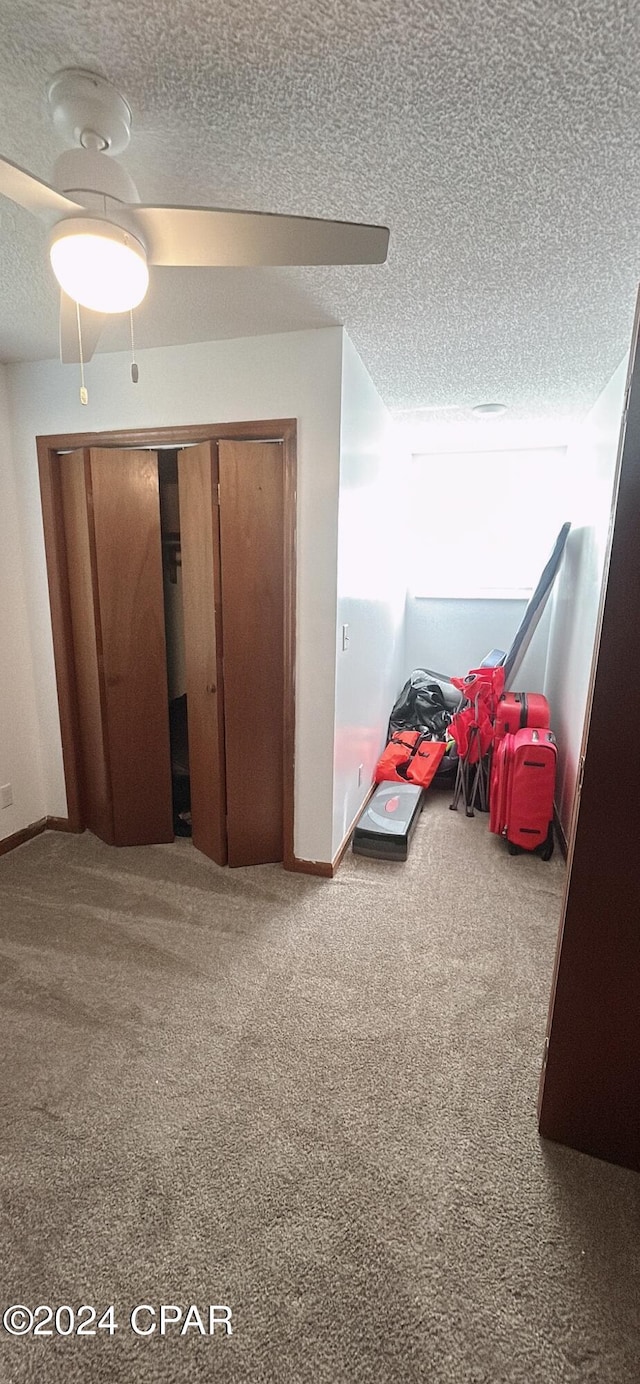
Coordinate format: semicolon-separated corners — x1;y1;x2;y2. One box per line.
0;69;390;365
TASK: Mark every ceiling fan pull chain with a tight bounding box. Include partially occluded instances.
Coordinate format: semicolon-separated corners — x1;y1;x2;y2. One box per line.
76;300;88;405
130;310;139;384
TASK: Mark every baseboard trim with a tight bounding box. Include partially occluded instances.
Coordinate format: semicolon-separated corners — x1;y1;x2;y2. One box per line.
0;814;80;859
286;782;377;879
286;856;334;878
553;806;568;860
331;782;377;874
46;815;80;833
0;818;47;857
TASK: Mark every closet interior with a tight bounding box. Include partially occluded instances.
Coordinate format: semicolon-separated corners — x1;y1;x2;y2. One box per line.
158;451;191;838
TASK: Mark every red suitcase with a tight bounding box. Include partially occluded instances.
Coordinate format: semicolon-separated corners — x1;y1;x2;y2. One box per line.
490;726;556;858
494;691;550;741
489;737;509;836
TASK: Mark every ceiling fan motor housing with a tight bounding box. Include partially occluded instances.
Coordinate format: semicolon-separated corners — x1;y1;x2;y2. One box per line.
53;148;141;210
48;71;141;239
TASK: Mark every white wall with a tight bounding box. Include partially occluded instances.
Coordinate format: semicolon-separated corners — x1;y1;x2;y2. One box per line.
332;335;408;855
544;357;629;838
0;367;46;839
400;442;573;719
403;596;551;692
6;327;344;863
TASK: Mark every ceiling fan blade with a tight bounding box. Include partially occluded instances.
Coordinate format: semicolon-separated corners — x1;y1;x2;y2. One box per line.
59;292;105;364
133;205;389;268
0;155;81;222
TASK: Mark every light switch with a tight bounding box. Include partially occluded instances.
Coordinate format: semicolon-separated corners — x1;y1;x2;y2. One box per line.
342;623;350;651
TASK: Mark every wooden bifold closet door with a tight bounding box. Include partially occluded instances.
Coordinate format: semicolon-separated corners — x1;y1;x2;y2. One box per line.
176;442;227;865
219;439;285;867
60;438;285;865
177;439;285;867
60;447;174;846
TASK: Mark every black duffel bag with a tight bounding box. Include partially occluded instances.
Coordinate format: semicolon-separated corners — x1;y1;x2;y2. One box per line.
387;671;454;740
387;671;459;782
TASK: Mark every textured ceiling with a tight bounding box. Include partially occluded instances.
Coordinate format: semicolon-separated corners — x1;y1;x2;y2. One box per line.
1;0;639;424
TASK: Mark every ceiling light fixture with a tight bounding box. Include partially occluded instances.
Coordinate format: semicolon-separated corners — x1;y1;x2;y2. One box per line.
472;402;507;416
49;217;149;314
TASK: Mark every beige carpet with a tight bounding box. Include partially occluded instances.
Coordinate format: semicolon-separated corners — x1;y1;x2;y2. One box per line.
0;792;638;1383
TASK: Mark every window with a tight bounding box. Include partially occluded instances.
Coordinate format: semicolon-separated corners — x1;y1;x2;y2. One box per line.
409;447;571;599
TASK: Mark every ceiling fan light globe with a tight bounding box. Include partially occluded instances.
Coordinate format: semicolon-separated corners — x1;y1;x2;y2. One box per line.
49;218;148;313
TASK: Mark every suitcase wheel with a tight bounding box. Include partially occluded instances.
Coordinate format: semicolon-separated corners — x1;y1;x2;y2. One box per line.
507;840;519;856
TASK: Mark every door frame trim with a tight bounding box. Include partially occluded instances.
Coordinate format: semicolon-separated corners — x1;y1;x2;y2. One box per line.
37;419;298;869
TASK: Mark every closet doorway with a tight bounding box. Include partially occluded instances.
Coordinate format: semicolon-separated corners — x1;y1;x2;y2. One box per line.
38;420;297;869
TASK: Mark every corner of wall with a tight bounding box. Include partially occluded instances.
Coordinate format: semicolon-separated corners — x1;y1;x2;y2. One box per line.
542;357;629;841
332;336;409;857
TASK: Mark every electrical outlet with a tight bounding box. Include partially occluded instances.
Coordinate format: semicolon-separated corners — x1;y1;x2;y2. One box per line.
0;783;13;809
358;764;364;787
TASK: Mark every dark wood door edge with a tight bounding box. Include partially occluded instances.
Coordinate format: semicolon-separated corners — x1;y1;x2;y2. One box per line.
537;289;640;1171
37;447;84;831
538;1113;640;1174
